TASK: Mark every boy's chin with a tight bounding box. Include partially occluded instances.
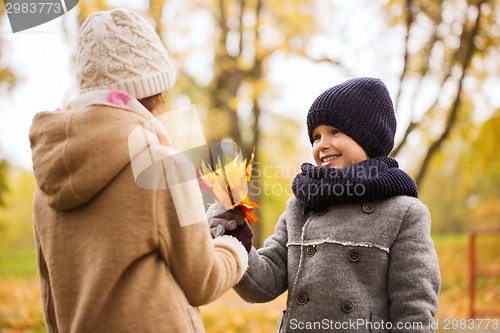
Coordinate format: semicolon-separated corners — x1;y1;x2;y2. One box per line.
316;163;341;169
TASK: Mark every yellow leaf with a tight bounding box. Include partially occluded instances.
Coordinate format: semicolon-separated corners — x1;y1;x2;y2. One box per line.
197;147;259;222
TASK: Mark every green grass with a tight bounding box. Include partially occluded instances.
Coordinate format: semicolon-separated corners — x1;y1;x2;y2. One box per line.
0;246;37;279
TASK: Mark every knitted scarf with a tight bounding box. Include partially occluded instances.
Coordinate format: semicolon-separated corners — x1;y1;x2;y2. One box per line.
292;157;418;213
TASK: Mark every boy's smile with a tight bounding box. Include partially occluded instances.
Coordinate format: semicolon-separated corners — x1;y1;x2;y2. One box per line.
312;125;369;168
320;154;342;167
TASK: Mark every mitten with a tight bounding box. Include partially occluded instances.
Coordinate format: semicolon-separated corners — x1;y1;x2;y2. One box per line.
226;222;253;252
206;203;246;238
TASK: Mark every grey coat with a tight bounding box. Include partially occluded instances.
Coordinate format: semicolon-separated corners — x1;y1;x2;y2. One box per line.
234;195;440;332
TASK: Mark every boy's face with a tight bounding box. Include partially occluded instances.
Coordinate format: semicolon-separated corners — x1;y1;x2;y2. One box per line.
311;125;369;168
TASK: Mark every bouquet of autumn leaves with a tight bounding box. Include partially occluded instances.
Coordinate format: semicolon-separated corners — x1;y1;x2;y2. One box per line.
197;149;259;225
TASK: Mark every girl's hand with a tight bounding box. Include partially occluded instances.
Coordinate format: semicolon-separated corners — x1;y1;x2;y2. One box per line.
206;203;246;238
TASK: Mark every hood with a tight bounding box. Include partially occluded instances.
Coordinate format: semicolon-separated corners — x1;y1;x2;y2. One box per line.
30;104;149;211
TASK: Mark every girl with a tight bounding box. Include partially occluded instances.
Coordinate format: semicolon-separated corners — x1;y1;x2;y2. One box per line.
30;8;247;333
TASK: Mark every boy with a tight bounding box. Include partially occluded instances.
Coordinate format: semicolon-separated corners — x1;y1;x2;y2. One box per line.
211;77;441;332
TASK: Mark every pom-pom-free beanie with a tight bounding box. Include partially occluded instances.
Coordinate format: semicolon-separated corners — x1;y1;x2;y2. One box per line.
307;77;396;157
77;8;176;99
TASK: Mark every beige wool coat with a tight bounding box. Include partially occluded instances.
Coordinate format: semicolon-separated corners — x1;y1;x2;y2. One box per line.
30;104;248;333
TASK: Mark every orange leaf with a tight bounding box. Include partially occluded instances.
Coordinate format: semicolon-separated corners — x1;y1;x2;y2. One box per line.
197;147;259;221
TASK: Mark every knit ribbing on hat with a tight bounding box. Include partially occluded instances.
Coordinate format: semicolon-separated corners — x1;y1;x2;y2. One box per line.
77;8;176;99
307;77;396;158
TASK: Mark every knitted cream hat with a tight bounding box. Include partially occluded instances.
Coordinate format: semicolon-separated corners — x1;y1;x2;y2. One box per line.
77;8;176;99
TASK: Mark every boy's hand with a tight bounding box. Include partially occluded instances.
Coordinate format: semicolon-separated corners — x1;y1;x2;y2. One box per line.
226;222;253;252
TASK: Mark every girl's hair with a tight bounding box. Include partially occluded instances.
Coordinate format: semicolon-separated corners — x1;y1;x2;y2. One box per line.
138;93;165;113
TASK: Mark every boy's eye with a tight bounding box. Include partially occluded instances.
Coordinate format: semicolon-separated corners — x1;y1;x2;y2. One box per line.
331;129;341;135
313;134;321;141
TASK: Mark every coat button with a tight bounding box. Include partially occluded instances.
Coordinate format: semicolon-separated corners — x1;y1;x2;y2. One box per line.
296;294;308;305
341;300;354;313
362;203;375;214
305;245;316;257
348;249;360;262
315;207;328;216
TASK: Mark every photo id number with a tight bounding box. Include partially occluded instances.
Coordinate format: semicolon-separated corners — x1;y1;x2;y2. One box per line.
5;2;62;14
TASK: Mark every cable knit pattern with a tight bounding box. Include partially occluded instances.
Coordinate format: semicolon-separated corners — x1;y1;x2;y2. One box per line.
292;157;418;213
77;8;176;99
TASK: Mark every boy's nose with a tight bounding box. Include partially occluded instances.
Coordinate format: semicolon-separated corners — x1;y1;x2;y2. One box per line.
318;137;331;150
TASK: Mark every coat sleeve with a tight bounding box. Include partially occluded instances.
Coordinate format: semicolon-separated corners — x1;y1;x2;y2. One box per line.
387;201;441;332
233;211;289;303
156;166;248;307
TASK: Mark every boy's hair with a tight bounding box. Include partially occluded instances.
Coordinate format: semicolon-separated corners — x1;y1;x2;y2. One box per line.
307;77;396;158
77;8;176;100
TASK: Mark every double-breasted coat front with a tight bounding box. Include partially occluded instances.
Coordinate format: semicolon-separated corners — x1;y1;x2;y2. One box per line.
234;195;440;333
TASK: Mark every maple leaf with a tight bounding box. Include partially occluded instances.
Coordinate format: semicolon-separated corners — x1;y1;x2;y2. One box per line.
197;148;259;224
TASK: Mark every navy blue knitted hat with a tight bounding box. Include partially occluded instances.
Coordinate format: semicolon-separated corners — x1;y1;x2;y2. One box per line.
307;77;397;158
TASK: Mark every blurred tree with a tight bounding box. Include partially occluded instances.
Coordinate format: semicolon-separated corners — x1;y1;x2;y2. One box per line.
462;111;500;198
0;169;36;246
472;198;500;228
69;1;500;235
256;114;305;241
0;6;15;209
385;0;500;187
164;0;500;197
148;0;167;38
421;108;500;232
166;0;327;153
161;0;340;244
0;5;16;93
0;160;8;207
461;111;500;230
76;0;110;25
